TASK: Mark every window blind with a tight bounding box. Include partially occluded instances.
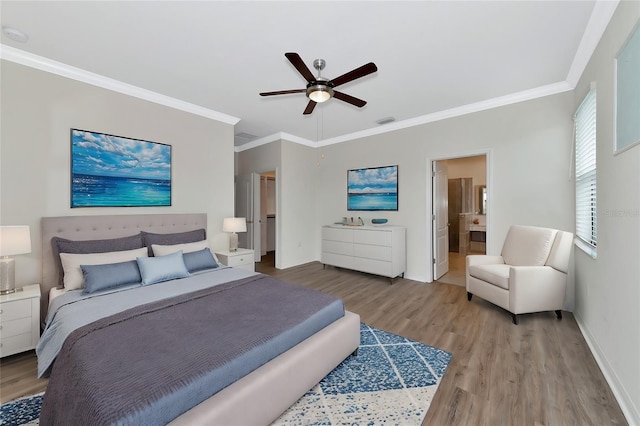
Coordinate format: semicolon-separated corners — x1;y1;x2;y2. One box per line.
575;90;597;249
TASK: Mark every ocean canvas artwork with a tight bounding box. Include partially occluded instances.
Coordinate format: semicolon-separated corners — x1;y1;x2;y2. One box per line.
71;129;171;207
348;165;398;211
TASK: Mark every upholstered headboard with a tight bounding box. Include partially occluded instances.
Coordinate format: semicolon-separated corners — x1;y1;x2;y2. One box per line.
40;213;207;320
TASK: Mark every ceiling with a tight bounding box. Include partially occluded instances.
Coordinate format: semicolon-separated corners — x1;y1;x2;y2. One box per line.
0;1;616;148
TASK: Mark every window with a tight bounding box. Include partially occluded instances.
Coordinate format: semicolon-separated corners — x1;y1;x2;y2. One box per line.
574;89;597;257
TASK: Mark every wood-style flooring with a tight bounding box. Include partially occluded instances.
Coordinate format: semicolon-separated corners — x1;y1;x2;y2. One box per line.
0;253;628;425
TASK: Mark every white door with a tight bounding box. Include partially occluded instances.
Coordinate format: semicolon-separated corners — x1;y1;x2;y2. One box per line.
433;160;449;279
235;173;261;262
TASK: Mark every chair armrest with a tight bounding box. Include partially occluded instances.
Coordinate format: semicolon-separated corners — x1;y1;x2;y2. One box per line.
509;266;567;314
466;255;504;268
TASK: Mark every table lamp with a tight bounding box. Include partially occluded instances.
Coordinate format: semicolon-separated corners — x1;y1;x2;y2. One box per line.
0;225;32;294
222;217;247;252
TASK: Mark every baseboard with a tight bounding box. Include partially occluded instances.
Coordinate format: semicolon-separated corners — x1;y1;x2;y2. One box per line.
574;312;639;426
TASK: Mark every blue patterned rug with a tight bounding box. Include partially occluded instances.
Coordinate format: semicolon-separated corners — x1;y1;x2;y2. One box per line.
0;324;451;426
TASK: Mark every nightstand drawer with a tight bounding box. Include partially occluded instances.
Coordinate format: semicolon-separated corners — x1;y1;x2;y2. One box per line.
0;317;32;338
0;299;32;322
0;284;41;358
226;253;254;267
0;333;34;357
215;249;255;272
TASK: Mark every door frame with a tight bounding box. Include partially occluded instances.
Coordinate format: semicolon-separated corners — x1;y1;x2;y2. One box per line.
426;149;492;282
432;160;449;280
236;168;280;267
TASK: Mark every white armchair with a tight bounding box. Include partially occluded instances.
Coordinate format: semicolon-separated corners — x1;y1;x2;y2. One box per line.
466;225;573;324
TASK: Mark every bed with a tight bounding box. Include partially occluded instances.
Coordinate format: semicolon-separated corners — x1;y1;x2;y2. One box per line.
38;213;360;425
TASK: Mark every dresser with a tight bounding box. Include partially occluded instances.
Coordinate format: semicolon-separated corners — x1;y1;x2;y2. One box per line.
215;249;255;272
0;284;41;357
321;225;406;283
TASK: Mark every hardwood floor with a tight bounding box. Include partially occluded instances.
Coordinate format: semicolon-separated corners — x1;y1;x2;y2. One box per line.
438;251;485;287
1;255;628;425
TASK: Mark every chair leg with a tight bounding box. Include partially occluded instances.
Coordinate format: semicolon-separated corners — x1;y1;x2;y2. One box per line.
467;292;473;301
555;310;562;320
512;313;518;325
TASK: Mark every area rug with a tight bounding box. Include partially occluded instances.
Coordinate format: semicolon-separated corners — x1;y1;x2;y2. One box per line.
0;324;451;426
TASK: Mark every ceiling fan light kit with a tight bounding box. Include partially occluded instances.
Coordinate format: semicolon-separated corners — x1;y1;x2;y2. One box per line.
260;52;377;115
307;84;333;103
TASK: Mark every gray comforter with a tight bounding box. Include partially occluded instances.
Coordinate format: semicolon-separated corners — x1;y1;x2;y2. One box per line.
39;273;344;425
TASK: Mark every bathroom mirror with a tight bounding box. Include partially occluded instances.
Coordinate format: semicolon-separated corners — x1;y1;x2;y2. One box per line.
477;185;487;215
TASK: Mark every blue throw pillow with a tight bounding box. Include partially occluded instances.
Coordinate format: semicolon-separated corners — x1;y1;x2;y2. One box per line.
183;248;218;273
136;251;190;285
81;260;142;294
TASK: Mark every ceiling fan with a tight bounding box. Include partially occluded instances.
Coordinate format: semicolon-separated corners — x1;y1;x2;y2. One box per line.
259;52;378;115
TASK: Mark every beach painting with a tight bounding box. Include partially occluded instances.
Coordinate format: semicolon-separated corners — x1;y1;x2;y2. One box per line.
71;129;171;207
347;165;398;211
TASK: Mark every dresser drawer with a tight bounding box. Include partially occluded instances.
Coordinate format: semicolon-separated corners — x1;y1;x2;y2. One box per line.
0;299;32;322
351;257;392;277
322;240;353;256
353;229;392;246
354;243;392;261
322;227;353;243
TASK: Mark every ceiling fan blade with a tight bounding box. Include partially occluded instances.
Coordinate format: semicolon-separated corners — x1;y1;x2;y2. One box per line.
285;52;315;83
303;100;317;115
331;62;378;87
333;91;367;108
260;89;306;96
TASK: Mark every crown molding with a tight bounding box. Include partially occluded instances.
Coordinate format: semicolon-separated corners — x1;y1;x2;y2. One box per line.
0;44;240;125
565;0;620;88
317;81;573;147
3;0;616;153
234;132;317;152
236;80;573;151
234;133;281;152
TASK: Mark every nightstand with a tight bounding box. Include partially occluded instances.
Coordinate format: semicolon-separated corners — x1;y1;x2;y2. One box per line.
0;284;41;357
215;249;255;272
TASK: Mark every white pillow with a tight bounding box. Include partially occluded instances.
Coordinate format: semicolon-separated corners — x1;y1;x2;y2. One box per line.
59;247;148;290
151;240;210;256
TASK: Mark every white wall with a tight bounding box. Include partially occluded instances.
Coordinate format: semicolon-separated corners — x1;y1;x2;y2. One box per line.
314;92;575;290
236;138;319;269
0;61;236;288
572;1;640;423
236;141;282;264
238;93;575;307
280;140;318;268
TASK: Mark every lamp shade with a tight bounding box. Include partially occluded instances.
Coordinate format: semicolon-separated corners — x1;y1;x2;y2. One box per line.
0;226;31;256
222;217;247;233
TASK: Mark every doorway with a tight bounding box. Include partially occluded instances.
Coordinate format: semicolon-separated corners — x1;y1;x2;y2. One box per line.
432;154;487;286
235;171;277;266
261;172;276;267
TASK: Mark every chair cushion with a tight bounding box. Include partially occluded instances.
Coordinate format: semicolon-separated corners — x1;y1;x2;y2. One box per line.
468;264;511;290
501;225;557;266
